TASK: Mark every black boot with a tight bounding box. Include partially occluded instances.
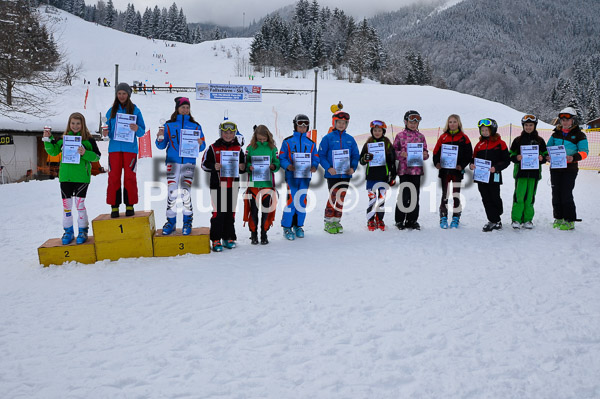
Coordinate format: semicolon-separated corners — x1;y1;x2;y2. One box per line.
260;230;269;245
125;205;135;217
250;231;259;245
110;206;120;218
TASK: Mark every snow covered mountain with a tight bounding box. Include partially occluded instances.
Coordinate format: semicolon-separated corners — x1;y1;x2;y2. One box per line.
0;8;598;399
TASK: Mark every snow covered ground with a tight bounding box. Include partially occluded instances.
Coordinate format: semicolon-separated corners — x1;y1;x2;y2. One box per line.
0;8;599;399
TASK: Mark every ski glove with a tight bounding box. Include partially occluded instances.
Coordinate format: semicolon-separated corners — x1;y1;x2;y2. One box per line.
363;153;373;162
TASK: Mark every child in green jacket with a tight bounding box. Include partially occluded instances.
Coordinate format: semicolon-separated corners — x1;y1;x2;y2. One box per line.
44;113;100;245
243;125;280;245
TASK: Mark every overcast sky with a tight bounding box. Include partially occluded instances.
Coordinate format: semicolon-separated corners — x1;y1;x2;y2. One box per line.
111;0;439;27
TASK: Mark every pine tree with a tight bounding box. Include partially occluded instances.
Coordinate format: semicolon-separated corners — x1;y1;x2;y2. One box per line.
104;0;115;27
141;7;152;37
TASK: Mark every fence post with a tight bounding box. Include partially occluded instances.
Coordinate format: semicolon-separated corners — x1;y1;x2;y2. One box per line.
114;64;119;94
313;68;318;131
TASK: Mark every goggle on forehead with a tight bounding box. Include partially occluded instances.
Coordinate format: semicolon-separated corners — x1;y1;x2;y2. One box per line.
521;114;537;123
370;120;387;129
333;112;350;121
220;122;237;132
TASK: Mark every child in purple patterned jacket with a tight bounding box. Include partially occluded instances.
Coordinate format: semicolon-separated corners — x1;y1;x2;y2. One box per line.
393;110;429;230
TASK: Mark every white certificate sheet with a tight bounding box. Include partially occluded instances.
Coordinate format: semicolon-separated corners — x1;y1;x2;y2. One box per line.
440;144;458;169
62;135;82;164
293;152;311;178
407;142;424;167
548;145;567;169
520;145;539;170
179;129;201;158
114;113;137;143
367;142;385;167
332;149;350;174
220;151;240;178
473;158;491;183
251;156;270;182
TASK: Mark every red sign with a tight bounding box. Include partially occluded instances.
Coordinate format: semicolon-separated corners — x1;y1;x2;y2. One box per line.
138;130;152;159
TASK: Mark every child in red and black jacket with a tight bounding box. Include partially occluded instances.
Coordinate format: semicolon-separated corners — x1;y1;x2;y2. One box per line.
201;121;246;252
469;118;510;232
432;114;473;229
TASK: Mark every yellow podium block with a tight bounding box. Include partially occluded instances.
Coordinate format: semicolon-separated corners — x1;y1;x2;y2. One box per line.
38;237;97;267
153;227;211;257
92;211;156;261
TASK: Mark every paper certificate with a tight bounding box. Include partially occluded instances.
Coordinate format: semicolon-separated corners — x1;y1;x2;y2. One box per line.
179;129;201;158
332;149;350;174
473;158;491;183
293;152;311;178
548;145;567;169
62;135;82;164
367;142;385;167
251;156;270;182
440;144;458;169
407;143;424;167
220;151;239;178
114;113;137;143
520;145;539;170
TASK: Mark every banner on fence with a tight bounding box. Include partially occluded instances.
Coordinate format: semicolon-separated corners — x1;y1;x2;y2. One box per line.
195;83;262;102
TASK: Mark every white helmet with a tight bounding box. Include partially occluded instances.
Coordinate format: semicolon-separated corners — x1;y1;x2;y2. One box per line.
559;107;577;117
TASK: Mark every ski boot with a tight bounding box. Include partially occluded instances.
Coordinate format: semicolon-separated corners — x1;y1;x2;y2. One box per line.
260;230;269;245
223;240;237;249
324;221;338;234
334;221;344;234
62;226;75;245
440;216;448;229
125;205;135;217
212;240;223;252
368;220;377;231
76;227;89;244
482;221;502;232
294;226;305;238
522;221;534;229
162;217;176;235
110;206;120;218
511;221;521;229
250;231;259;245
395;221;405;230
406;221;420;230
376;218;385;231
559;220;574;230
283;227;296;240
182;214;193;235
553;219;564;229
450;216;460;228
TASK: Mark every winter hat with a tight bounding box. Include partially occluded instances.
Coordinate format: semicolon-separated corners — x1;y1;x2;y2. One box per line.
115;82;132;96
174;96;190;109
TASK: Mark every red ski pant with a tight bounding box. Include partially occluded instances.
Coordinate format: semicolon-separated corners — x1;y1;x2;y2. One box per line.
107;152;138;206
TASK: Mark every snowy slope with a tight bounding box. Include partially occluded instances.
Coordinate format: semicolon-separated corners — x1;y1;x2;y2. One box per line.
0;8;599;399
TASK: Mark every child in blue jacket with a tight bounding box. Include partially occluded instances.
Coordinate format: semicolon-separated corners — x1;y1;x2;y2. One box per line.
103;82;146;218
279;114;320;240
156;97;206;235
318;111;360;234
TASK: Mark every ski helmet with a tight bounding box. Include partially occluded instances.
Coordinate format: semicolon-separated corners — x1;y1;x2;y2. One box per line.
293;114;310;131
521;114;538;127
369;120;387;135
558;107;578;122
404;110;422;122
332;111;350;127
478;118;498;136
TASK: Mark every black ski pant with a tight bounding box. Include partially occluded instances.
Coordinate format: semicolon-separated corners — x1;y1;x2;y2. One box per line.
550;170;578;222
477;182;503;223
395;174;421;224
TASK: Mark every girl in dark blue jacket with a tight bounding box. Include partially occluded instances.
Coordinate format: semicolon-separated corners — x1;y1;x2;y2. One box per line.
156;97;206;235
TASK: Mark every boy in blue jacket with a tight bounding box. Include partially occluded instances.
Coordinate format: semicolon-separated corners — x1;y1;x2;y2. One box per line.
279;114;320;240
318;111;360;234
155;97;206;235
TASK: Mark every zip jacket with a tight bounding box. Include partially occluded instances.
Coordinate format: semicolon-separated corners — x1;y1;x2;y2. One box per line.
105;104;146;154
509;132;548;180
546;125;588;173
471;135;510;184
318;129;360;179
246;141;280;188
279;131;320;181
155;114;206;164
44;131;100;183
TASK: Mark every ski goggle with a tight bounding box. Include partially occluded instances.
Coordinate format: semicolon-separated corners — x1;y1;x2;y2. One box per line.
478;119;493;127
370;120;387;129
559;113;574;120
296;121;310;126
219;122;237;132
333;112;350;121
521;114;537;123
405;114;422;122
